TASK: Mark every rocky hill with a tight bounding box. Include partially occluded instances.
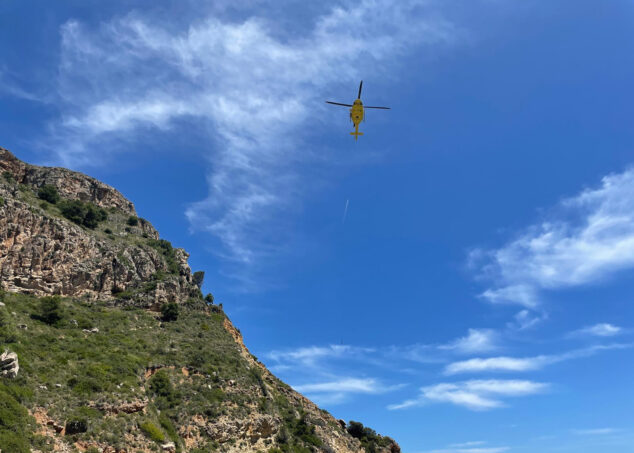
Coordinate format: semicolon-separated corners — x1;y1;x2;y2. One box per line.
0;147;400;453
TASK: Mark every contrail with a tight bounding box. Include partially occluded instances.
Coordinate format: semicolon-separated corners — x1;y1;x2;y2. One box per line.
342;199;349;224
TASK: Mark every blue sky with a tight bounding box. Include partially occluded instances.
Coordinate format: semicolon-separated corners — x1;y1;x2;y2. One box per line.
2;1;634;451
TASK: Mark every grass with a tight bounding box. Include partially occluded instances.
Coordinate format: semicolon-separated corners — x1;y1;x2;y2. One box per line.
0;291;332;451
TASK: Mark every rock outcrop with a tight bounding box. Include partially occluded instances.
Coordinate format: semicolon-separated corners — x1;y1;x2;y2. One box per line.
0;147;200;305
0;350;18;378
0;147;135;214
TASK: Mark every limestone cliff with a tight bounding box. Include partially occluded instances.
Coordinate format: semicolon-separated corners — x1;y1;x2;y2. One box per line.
0;147;198;306
0;147;400;453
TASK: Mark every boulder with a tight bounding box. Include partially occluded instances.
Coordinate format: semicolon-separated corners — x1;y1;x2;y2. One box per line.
0;350;18;378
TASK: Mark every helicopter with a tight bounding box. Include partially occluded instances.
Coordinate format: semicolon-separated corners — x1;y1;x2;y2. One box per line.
326;81;390;140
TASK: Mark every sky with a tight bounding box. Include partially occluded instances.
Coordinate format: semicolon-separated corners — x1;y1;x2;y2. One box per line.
2;1;634;451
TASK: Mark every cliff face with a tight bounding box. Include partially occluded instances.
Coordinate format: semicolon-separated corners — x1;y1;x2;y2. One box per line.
0;147;400;453
0;147;198;306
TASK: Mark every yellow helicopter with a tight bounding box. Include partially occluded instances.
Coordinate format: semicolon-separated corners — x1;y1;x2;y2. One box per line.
326;81;390;140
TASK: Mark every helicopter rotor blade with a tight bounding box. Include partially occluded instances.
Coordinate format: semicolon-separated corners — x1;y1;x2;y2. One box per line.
326;101;353;107
358;80;363;99
364;106;390;110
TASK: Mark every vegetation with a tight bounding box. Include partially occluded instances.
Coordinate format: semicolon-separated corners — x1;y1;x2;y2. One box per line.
2;171;15;184
147;239;180;274
347;420;397;452
140;421;165;442
205;293;215;304
38;296;63;325
127;216;139;226
160;302;179;322
37;185;59;204
0;267;390;452
192;270;205;288
58;199;108;229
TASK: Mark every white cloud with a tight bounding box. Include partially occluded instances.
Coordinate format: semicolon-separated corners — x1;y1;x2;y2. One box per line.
572;428;619;436
449;442;487;448
267;344;374;368
426;448;509;453
570;323;623;338
444;343;632;375
439;329;500;354
474;168;634;306
293;377;403;405
51;1;459;268
389;379;548;411
294;377;398;394
506;309;547;330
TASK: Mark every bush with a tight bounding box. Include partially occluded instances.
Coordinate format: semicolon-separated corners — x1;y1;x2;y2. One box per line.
59;200;107;229
0;309;17;343
39;296;63;325
204;293;214;304
140;421;165;442
65;417;88;434
127;216;139;226
104;228;112;234
2;171;15;184
192;271;205;288
37;185;59;204
0;197;4;206
161;303;179;322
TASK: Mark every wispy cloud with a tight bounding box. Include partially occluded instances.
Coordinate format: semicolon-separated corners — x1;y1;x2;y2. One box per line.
569;323;623;338
389;379;548;411
293;377;404;405
444;343;632;375
49;0;460;271
425;448;509;453
572;428;619;436
439;329;500;354
472;168;634;307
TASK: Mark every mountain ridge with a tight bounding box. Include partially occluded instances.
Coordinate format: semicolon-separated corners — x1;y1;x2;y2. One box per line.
0;147;400;453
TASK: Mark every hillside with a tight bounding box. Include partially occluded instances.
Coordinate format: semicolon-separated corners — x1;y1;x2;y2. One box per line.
0;147;400;453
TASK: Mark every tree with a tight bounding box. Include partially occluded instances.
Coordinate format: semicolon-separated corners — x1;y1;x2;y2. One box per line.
39;296;62;325
37;185;60;204
192;271;205;288
161;302;179;322
204;293;214;304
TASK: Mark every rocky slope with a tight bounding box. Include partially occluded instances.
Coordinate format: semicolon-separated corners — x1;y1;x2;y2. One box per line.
0;147;400;453
0;147;199;306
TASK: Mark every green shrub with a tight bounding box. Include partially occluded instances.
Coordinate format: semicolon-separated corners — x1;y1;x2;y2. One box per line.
0;309;17;343
2;171;15;184
65;416;88;434
0;197;4;207
161;303;179;322
192;271;205;288
204;293;214;304
0;385;32;453
59;200;107;229
104;228;113;234
127;216;139;226
159;412;179;442
37;184;59;204
39;296;63;325
140;421;165;442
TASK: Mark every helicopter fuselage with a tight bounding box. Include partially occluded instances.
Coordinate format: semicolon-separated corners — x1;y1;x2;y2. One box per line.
350;99;364;140
350;99;364;126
